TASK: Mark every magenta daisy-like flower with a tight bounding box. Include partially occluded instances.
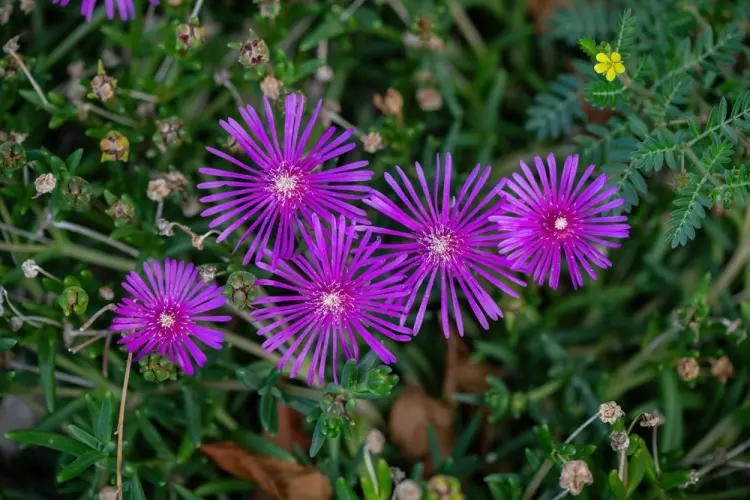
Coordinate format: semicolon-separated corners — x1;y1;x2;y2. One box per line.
490;153;630;290
111;259;231;375
198;93;372;266
361;153;526;338
53;0;159;21
250;215;411;385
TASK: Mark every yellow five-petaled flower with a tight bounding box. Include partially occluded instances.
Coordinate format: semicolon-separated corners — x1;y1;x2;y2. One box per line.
594;52;626;82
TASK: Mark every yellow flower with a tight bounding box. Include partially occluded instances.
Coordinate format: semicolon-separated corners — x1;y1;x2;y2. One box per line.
594;52;626;82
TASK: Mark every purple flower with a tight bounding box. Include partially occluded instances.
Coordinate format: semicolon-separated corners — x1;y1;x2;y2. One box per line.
111;259;231;375
53;0;159;21
250;215;411;385
490;153;630;290
198;93;372;266
361;153;525;338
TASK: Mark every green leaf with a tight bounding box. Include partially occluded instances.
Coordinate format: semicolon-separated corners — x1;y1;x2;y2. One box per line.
608;470;627;500
309;418;326;458
360;475;378;500
38;329;57;413
627;449;649;496
524;449;540;469
95;392;115;443
182;387;202;447
194;479;253;496
578;37;598;58
57;450;104;482
260;391;278;436
340;359;357;387
135;410;173;458
299;15;346;51
65;149;84;173
525;72;585;140
659;470;691;490
66;425;99;450
377;459;393;499
5;430;89;456
173;484;203;500
125;475;147;500
613;9;636;55
0;338;17;351
335;477;361;500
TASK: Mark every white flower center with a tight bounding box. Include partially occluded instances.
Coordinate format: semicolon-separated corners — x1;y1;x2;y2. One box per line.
273;174;298;198
320;292;342;313
554;217;568;231
159;313;175;328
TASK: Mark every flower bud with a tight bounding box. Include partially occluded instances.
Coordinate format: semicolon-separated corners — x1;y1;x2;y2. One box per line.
639;411;665;428
57;176;92;211
598;401;625;424
99;286;114;301
9;316;23;331
88;60;118;103
677;357;700;381
147;179;171;201
416;87;443;112
105;195;136;222
0;141;26;175
100;131;130;162
559;460;593;496
426;475;462;500
365;428;385;454
222;271;257;309
362;132;384;154
34;173;56;196
176;20;206;51
139;353;178;382
365;366;399;395
238;38;269;68
21;259;38;278
711;355;734;384
373;88;403;117
58;286;89;317
153;117;189;153
609;431;630;451
315;64;334;82
260;75;283;100
198;265;217;283
395;480;422;500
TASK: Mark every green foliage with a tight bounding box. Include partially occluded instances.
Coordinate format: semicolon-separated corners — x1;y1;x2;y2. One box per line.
525;73;585;140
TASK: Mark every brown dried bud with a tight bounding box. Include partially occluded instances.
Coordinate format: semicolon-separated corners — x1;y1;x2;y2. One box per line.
88;60;117;103
559;460;593;496
711;355;734;384
100;131;130;162
156;219;174;236
176;22;206;51
260;75;283;100
416;87;443;112
365;428;385;454
599;401;625;424
20;0;36;13
34;173;56;196
21;259;38;278
610;431;630;451
165;171;189;192
98;286;114;301
362;132;384;154
426;35;445;52
239;38;269;68
639;412;665;428
395;480;422;500
2;35;20;54
190;234;205;250
373;88;404;117
153;117;189;153
198;265;217;283
315;64;334;82
147;179;171;201
9;316;23;331
677;357;700;381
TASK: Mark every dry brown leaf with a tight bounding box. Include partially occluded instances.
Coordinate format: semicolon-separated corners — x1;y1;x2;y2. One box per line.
199;442;332;500
389;387;453;461
527;0;570;33
263;401;310;453
455;337;492;394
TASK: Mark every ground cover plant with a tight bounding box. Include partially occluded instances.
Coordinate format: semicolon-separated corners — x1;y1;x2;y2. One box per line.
1;0;750;499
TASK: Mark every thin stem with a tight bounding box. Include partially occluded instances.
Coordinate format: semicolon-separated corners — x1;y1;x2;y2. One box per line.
103;331;113;377
155;200;164;222
565;412;600;443
363;445;379;495
223;81;244;108
653;427;661;475
10;361;95;388
121;88;159;103
341;0;366;21
190;0;205;19
21;316;63;327
9;51;51;107
0;222;50;244
551;490;569;500
0;288;39;326
35;266;63;283
522;460;554;500
618;450;628;483
697;437;750;478
447;0;486;54
116;352;133;500
79;303;116;332
69;330;111;354
709;203;750;304
83;103;140;128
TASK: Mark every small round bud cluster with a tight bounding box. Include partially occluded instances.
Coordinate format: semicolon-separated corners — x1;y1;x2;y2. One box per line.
426;475;462;500
559;460;593;496
362;132;384;154
176;20;206;51
365;428;385;454
139;353;179;382
0;141;26;174
598;401;625;424
88;61;117;103
34;173;56;197
395;479;422;500
315;64;334;82
711;355;734;384
147;179;171;201
609;431;630;452
153;117;189;153
677;357;700;381
222;271;257;309
165;171;189;193
21;259;38;278
58;177;93;211
260;75;283;100
99;286;115;301
100;131;130;162
57;286;89;317
416;87;443;112
238;38;269;68
373;88;404;117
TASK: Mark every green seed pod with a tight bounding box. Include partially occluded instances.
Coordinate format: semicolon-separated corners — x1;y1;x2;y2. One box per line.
57;176;92;211
139;353;178;383
153;117;190;153
222;271;257;309
105;194;137;222
0;141;26;176
238;38;269;68
176;21;206;51
58;286;89;316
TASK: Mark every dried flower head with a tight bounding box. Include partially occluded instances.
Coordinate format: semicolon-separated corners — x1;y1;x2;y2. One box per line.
256;0;280;19
147;179;171;201
198;265;217;283
677;357;700;381
362;132;384;154
639;411;665;428
21;259;38;279
100;131;130;162
34;173;56;197
559;460;593;496
198;93;373;265
366;429;386;454
88;60;117;103
260;75;283;100
315;64;334;82
416;87;443;112
492;153;630;290
0;140;26;173
426;35;445;52
249;215;411;384
610;431;630;451
53;0;160;21
182;196;202;217
0;129;26;144
238;38;269;68
112;259;230;375
153;117;189;153
165;171;189;193
373;88;404;117
395;480;422;500
176;21;206;51
20;0;36;13
99;286;115;301
362;154;525;337
0;0;12;25
679;469;700;489
599;401;625;424
9;316;23;331
711;355;734;384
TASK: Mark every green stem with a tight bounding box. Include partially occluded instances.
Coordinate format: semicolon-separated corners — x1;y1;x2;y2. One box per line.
522;459;555;500
0;241;135;271
527;377;565;402
213;406;239;432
